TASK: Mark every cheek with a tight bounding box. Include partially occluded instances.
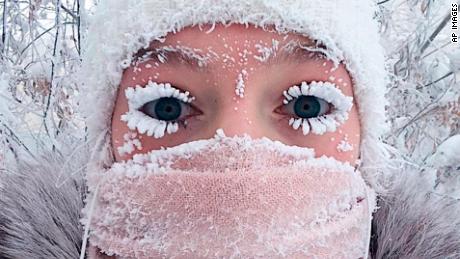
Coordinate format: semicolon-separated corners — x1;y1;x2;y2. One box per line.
316;106;360;163
279;104;361;164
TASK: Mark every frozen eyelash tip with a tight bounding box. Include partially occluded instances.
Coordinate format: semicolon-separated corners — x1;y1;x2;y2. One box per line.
287;86;300;98
292;118;302;130
309;117;327;135
300;82;309;95
158;87;166;96
173;122;179;132
146;124;156;137
302;119;310;135
319;116;337;132
172;89;180;98
154;122;167;139
166;122;179;134
137;119;150;135
283;90;292;101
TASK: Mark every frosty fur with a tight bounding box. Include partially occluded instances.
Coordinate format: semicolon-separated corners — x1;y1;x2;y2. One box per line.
0;146;88;258
1;145;460;258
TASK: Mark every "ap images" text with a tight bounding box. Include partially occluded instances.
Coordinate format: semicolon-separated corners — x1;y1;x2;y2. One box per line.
453;3;458;43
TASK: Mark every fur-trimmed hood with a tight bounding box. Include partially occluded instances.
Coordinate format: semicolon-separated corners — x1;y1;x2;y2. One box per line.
1;147;460;259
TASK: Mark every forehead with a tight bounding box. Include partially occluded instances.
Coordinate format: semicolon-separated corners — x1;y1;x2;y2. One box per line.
160;24;312;48
132;24;329;71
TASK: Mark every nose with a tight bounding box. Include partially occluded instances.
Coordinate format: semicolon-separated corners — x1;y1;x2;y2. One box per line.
210;104;273;139
216;118;260;138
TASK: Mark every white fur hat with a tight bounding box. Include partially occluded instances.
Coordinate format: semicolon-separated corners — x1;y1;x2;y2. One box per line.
80;0;390;191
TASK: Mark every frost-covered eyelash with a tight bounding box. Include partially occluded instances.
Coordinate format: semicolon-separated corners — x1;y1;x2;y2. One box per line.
283;81;353;135
120;81;195;138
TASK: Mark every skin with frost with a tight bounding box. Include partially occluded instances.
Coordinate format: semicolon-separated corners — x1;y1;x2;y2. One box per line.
111;24;361;163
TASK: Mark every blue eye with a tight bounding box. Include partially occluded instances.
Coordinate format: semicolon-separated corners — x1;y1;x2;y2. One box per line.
281;95;331;119
141;97;187;121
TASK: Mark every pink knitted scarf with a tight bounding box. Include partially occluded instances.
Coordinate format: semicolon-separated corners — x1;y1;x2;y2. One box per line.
86;137;375;258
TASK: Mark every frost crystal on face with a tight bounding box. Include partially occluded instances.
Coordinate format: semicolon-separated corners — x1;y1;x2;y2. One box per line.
121;81;195;138
253;39;279;62
214;128;226;139
283;81;353;135
235;69;248;98
117;132;142;156
337;140;353;152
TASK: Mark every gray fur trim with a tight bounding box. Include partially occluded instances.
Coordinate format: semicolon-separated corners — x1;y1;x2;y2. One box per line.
0;148;87;259
1;149;459;258
370;171;460;258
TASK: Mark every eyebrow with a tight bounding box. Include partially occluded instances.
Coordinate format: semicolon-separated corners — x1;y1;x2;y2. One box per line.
268;41;329;65
131;40;330;70
132;45;216;71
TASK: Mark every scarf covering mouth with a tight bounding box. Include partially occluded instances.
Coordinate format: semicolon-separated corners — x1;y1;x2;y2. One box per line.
84;134;376;258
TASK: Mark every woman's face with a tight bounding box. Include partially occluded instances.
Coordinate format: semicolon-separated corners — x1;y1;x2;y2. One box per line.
111;24;361;164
